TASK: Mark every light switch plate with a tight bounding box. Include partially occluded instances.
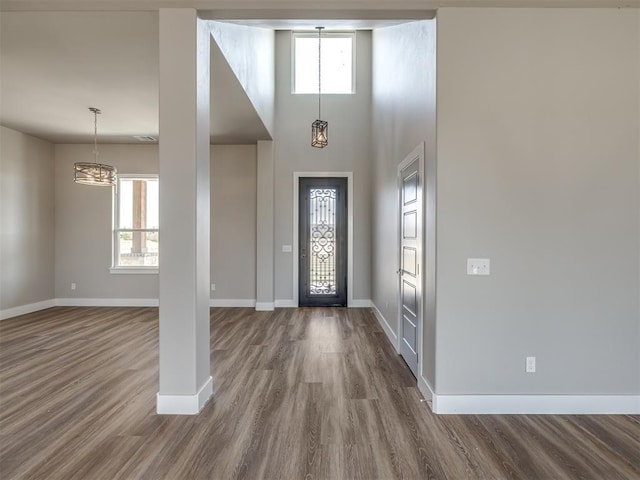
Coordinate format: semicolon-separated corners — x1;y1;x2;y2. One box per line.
467;258;490;275
282;245;292;253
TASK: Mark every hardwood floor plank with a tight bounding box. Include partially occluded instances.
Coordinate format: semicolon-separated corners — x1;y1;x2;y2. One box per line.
1;306;638;479
506;415;609;479
568;415;640;475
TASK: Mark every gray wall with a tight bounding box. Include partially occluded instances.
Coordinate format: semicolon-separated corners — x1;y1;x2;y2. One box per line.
273;30;372;303
209;21;275;137
211;145;257;301
54;143;256;302
54;144;159;300
0;127;55;311
371;20;437;388
436;8;639;395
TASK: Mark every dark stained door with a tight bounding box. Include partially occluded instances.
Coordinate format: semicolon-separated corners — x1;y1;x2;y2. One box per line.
299;177;347;307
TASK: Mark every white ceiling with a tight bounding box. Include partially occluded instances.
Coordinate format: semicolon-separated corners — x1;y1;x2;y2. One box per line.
0;11;275;144
1;2;637;144
0;10;426;145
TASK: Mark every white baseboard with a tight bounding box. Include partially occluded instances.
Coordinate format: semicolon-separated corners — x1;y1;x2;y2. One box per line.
10;298;263;311
59;298;259;308
56;298;159;307
255;302;275;311
209;299;256;308
275;299;296;308
432;393;640;415
157;376;213;415
370;302;398;353
350;299;372;308
418;375;435;405
0;299;57;320
1;298;371;316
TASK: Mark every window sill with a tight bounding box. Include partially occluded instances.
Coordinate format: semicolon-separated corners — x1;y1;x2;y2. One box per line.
109;268;159;275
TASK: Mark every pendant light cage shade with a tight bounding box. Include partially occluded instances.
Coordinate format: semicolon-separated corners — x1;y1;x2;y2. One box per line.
311;119;328;148
73;162;117;186
74;107;117;186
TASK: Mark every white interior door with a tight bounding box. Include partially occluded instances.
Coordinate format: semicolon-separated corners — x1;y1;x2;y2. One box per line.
398;149;423;378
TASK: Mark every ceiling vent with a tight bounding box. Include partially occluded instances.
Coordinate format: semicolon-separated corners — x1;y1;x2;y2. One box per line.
133;135;157;142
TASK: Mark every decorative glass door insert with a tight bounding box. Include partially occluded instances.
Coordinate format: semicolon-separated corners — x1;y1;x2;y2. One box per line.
299;178;347;307
309;187;337;295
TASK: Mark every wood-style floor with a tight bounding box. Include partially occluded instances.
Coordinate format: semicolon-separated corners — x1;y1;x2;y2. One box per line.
0;307;638;480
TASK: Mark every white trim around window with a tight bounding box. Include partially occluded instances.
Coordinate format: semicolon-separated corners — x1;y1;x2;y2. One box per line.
291;31;356;95
111;174;159;274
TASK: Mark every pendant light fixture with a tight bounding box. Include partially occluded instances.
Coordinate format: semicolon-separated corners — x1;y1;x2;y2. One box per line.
311;26;328;148
73;107;117;186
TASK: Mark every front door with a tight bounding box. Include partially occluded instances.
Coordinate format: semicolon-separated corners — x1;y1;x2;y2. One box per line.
299;177;347;307
399;155;422;378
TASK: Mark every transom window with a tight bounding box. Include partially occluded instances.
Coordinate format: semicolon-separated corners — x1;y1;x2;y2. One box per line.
112;175;159;270
293;31;355;94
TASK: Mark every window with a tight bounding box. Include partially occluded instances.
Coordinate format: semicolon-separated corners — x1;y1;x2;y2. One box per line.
293;31;355;94
112;176;159;272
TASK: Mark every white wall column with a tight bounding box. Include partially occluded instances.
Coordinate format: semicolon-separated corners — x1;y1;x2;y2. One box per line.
256;140;275;311
157;9;212;415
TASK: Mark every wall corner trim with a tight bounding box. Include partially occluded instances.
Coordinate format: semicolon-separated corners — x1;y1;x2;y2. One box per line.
371;302;399;352
0;299;57;320
157;376;213;415
431;394;640;415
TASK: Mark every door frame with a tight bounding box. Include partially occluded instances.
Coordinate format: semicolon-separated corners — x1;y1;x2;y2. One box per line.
293;172;354;307
396;144;425;375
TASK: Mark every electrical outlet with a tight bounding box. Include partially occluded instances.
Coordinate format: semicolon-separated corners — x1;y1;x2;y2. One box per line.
526;356;536;373
71;283;76;290
210;284;216;292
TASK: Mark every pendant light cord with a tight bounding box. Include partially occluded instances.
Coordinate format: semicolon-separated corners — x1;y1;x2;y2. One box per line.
317;27;322;120
90;107;101;162
93;110;98;161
